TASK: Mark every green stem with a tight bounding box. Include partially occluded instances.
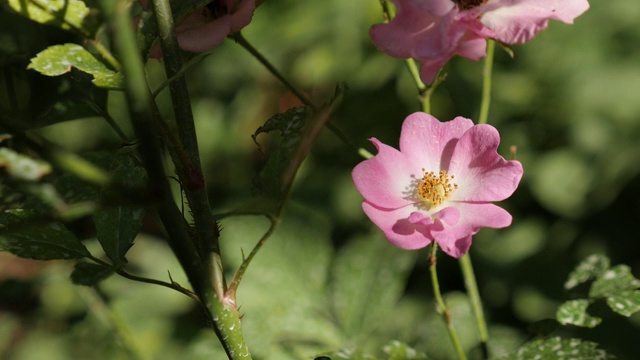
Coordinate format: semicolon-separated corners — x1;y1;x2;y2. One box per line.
429;244;467;360
460;253;489;359
226;216;279;300
234;32;316;110
88;255;198;300
151;0;224;295
99;1;251;359
89;39;121;71
478;40;495;125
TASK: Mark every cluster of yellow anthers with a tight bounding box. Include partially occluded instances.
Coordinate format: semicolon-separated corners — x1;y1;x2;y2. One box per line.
418;169;458;208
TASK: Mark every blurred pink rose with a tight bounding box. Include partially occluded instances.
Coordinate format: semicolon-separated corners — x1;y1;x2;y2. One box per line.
140;0;256;56
370;0;589;84
352;112;523;258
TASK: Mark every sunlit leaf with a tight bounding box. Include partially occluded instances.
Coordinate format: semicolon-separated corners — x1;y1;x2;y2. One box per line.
0;209;88;260
330;235;415;337
556;299;602;328
564;254;610;290
590;265;640;298
28;44;122;89
499;337;614;360
0;147;52;180
8;0;91;33
383;340;430;360
70;261;114;286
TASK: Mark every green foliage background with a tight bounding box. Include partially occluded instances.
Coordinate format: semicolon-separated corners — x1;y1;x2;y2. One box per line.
1;0;640;359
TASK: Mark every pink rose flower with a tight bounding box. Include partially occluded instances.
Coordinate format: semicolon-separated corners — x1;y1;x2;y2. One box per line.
140;0;256;56
370;0;589;84
352;113;523;258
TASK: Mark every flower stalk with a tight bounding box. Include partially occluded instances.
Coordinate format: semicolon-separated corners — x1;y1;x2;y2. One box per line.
429;243;467;360
478;39;495;125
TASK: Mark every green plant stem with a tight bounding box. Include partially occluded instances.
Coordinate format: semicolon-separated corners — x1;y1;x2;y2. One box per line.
234;32;316;110
226;216;279;300
460;253;489;359
89;39;121;71
99;1;251;359
478;40;495;125
151;0;224;295
88;255;198;300
429;244;467;360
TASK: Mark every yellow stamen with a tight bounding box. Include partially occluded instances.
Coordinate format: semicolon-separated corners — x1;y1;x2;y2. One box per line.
418;169;458;208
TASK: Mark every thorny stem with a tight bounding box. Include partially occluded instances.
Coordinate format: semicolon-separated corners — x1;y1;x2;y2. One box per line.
151;0;224;296
429;243;468;360
226;216;280;300
87;255;198;300
100;1;250;359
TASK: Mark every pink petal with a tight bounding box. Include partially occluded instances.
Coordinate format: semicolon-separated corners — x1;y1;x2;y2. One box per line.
352;138;415;209
363;202;434;250
432;203;512;258
369;0;445;60
176;15;233;52
448;124;523;202
477;0;590;44
229;0;256;33
399;113;474;174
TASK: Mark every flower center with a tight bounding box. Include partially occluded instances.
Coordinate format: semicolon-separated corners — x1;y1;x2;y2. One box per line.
451;0;488;10
417;169;458;208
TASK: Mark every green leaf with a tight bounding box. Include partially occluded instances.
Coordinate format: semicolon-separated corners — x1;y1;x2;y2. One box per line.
0;210;89;260
605;290;640;317
93;152;146;265
590;265;640;298
8;0;91;33
70;262;114;286
556;299;602;328
251;106;314;204
0;147;52;180
499;337;614;360
383;340;430;360
330;235;415;337
564;254;610;290
28;44;123;89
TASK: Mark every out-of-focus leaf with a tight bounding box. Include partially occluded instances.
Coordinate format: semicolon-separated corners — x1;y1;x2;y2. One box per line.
556;299;602;328
0;209;88;259
0;147;52;180
93;152;146;265
330;235;415;337
564;254;610;290
383;340;430;360
70;261;114;286
28;44;122;89
605;290;640;317
315;349;377;360
590;265;640;298
7;0;91;34
498;337;614;360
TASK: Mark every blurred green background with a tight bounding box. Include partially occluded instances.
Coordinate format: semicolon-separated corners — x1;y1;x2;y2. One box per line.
1;0;640;359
